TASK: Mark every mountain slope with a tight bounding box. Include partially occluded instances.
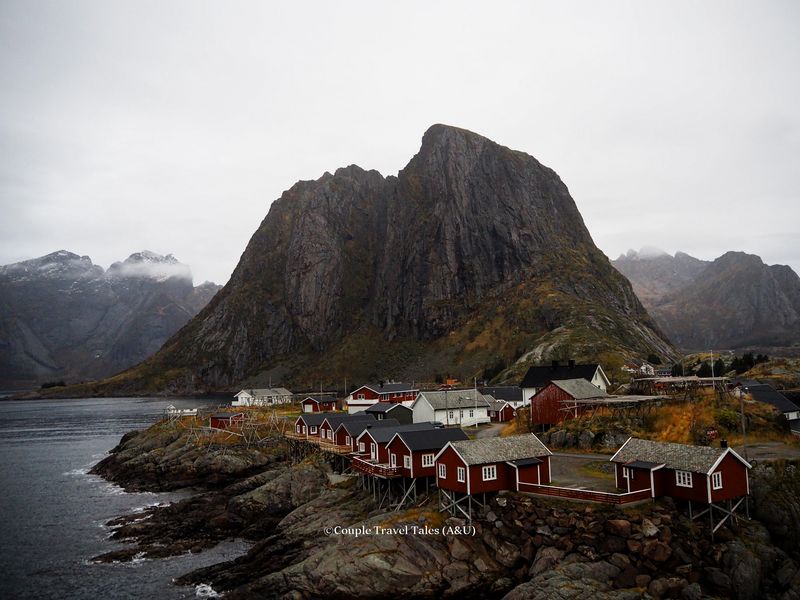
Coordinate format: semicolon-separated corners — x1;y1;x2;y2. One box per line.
0;251;220;387
82;125;675;395
647;251;800;350
612;248;710;310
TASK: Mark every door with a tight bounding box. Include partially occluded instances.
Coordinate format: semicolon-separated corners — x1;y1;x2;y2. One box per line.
370;444;377;461
390;453;396;468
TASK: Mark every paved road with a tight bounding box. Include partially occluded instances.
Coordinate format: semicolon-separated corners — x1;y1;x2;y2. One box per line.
475;422;506;438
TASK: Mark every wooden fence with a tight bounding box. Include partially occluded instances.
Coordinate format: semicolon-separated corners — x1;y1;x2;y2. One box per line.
518;482;651;504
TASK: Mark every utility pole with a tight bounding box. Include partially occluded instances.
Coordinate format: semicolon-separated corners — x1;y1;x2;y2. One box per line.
739;390;749;461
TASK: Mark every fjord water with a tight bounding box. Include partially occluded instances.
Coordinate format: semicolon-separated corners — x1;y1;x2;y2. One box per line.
0;397;248;599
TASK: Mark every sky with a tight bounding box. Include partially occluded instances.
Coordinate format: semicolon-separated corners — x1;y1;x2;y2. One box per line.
1;0;798;285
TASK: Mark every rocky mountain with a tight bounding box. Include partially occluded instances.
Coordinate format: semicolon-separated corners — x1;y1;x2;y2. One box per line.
612;248;709;310
0;250;220;387
78;124;674;395
645;252;800;351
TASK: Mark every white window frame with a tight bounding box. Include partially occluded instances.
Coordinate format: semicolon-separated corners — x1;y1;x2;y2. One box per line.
457;466;466;482
390;453;397;468
448;410;454;420
482;465;497;481
310;426;317;434
712;471;723;490
302;425;307;434
404;455;411;469
357;393;365;399
469;409;474;417
675;470;693;488
328;429;333;440
296;425;301;433
359;442;365;453
345;435;351;446
622;467;632;479
438;463;446;478
422;453;435;467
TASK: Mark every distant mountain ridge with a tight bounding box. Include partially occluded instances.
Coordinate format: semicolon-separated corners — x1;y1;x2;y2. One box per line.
77;124;675;396
613;249;800;350
0;250;220;387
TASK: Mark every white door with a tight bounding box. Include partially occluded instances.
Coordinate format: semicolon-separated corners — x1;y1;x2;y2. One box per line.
370;444;377;461
390;453;396;468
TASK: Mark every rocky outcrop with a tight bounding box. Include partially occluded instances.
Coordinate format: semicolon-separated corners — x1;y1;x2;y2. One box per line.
88;125;674;394
0;250;220;387
613;249;800;351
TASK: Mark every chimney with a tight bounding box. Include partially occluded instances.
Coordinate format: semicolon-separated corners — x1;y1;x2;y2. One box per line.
720;439;728;448
551;360;559;370
568;359;576;369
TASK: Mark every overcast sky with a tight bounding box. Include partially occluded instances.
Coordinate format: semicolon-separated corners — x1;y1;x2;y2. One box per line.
1;1;798;284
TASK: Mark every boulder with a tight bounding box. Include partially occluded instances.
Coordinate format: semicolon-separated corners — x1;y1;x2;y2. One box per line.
605;519;632;537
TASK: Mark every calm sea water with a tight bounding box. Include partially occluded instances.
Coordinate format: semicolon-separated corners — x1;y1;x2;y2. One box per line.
0;397;251;600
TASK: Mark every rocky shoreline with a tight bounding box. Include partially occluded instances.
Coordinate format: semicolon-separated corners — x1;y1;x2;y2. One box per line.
91;423;800;599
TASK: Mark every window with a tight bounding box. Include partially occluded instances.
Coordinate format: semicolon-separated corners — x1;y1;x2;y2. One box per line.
457;467;466;482
404;455;411;469
482;465;497;481
357;393;365;399
302;425;307;434
438;464;446;478
712;471;723;490
675;470;693;487
469;409;474;417
622;467;632;479
345;436;351;445
422;453;435;467
296;425;301;433
448;411;454;420
328;430;333;440
390;454;397;468
310;426;317;434
359;442;365;453
459;410;463;418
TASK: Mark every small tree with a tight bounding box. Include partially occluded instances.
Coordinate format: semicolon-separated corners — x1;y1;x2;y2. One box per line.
713;358;726;377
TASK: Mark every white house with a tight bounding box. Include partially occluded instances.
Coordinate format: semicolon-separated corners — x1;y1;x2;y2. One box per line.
410;389;491;427
520;361;610;404
232;387;293;406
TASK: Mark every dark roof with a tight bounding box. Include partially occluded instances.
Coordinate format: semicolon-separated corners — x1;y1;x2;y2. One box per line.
625;460;663;469
392;428;469;452
520;363;602;388
507;457;543;467
360;422;435;444
448;434;552;465
480;386;523;402
744;384;800;415
365;402;412;414
303;395;336;404
321;414;374;428
337;418;399;435
356;382;419;394
296;412;336;426
611;437;750;473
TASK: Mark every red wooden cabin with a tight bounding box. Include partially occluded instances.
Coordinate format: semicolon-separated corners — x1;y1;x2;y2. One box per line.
355;423;435;464
386;428;469;479
301;395;337;413
209;412;245;430
487;399;516;422
333;418;400;452
610;437;751;503
291;413;333;440
530;379;607;427
318;414;374;445
435;434;552;495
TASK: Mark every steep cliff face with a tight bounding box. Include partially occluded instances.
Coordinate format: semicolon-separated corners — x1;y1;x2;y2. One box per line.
89;125;674;394
649;252;800;350
0;250;220;387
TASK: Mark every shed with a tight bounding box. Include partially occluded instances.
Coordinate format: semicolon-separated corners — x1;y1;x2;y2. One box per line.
209;412;245;430
530;379;608;427
301;395;337;413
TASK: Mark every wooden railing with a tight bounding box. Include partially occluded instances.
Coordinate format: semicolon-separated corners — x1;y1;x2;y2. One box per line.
518;482;651;504
284;431;307;440
351;456;401;477
319;440;353;454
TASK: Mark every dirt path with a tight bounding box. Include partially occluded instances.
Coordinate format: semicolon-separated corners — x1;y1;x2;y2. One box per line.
475;422;505;438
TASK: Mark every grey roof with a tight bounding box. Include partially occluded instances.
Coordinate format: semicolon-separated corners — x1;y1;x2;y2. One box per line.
744;384;800;415
360;422;435;444
487;398;510;412
550;378;608;399
418;389;491;410
365;402;412;414
393;428;469;452
507;457;543;467
480;386;523;402
336;418;399;436
238;387;292;396
448;434;551;465
611;438;749;473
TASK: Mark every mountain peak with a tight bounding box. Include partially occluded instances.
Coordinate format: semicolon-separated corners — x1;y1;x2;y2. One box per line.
108;251;191;281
